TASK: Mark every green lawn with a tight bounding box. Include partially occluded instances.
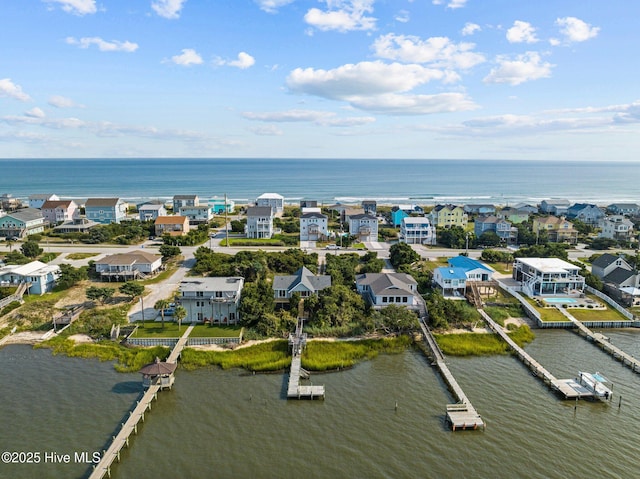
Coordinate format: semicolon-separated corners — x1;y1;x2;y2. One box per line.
524;297;570;322
66;252;99;260
568;306;630;322
132;321;243;338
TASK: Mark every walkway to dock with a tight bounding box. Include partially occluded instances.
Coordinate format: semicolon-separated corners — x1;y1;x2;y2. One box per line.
88;324;194;479
417;317;484;431
556;306;640;373
287;318;324;399
479;310;593;399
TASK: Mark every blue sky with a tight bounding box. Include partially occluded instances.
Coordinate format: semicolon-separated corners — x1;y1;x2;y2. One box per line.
1;0;638;160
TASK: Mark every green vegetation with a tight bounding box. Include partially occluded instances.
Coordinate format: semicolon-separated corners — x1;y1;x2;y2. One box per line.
568;305;630;322
131;322;242;338
423;291;482;329
180;340;290;371
483;304;526;327
389;242;419;269
434;325;534;356
66;252;99;260
524;298;570;322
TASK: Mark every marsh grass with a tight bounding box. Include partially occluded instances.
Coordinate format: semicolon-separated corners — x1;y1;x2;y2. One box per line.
434;325;534;356
180;340;290;371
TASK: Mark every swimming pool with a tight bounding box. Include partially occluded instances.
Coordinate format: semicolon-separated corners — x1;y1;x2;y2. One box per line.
543;297;578;304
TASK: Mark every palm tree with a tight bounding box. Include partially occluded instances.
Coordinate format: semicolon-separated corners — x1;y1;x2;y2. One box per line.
174;305;187;332
154;299;170;329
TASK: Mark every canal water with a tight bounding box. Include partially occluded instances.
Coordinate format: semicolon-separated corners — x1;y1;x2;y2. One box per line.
2;329;640;479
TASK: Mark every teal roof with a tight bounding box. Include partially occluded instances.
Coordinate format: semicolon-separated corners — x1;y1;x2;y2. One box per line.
448;255;492;272
435;267;468;280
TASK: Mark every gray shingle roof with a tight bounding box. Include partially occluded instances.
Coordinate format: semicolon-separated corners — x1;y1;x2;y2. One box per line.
273;267;331;293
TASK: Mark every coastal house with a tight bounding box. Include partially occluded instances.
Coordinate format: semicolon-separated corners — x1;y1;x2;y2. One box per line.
300;212;328;241
512;257;585;297
497;206;530;224
474;215;518;245
463;204;496;216
348;213;378;242
0;208;45;238
300;200;318;209
178;277;244;324
85;198;127;224
567;203;605;225
0;260;61;295
138;203;167;222
591;254;635;285
245;206;274;239
28;194;59;209
355;272;419;310
362;200;377;215
256;192;284;215
429;204;468;229
41;200;78;225
607;203;640;216
273;266;331;302
513;203;539;214
173;195;199;212
154;216;190;237
598;216;634;242
390;208;408;227
94;250;163;281
208;197;235;214
0;194;21;212
540;199;570;216
53;218;99;234
432;256;494;296
399;217;435;245
178;205;213;225
532;216;578;244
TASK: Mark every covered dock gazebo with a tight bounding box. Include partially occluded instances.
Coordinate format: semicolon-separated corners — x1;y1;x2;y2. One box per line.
139;357;177;390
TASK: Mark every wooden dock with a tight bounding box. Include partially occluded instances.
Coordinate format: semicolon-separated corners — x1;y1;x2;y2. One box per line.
417;318;484;431
479;310;596;399
287;318;324;399
88;325;194;479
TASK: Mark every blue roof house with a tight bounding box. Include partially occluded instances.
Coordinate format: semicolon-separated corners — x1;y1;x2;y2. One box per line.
391;209;409;227
433;267;468;296
448;256;494;282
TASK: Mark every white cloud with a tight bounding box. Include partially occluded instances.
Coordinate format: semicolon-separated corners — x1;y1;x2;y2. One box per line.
169;49;203;66
48;95;83;108
461;22;481;36
249;125;284;136
506;20;538;44
226;52;256;69
255;0;295;13
556;17;600;43
484;52;553;86
243;109;376;126
0;78;31;102
151;0;187;19
395;10;410;23
347;92;477;115
304;0;377;33
372;33;485;70
66;37;139;52
432;0;467;9
25;107;46;118
44;0;96;16
287;61;445;99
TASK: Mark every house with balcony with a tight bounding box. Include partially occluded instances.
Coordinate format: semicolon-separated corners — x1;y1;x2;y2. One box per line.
598;216;634;242
0;194;21;212
433;256;494;296
607;203;640;216
85;198;127;224
532;216;578;244
138;203;167;222
178;277;244;324
497;206;530;224
173;195;199;212
246;206;274;239
0;208;45;238
94;251;163;281
512;257;585;297
429;204;468;229
567;203;605;225
29;194;59;209
256;192;284;215
154;216;190;237
0;260;61;295
474;215;518;245
208;197;235;214
53;218;99;234
300;212;328;241
348;213;378;242
273;266;331;302
41;200;78;225
540;199;570;215
355;272;419;310
179;205;213;225
463;204;496;216
362;200;377;215
399;217;435;245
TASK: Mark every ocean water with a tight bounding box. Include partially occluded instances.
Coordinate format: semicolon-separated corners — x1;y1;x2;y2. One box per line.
1;158;639;206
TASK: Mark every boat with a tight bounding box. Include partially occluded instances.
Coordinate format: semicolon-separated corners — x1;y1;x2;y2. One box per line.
577;371;613;401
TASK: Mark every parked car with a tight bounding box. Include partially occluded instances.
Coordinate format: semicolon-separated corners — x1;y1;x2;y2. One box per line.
325;244;340;250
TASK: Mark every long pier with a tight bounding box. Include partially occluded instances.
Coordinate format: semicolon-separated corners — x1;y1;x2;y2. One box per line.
417;318;484;431
557;307;640;373
88;324;194;479
479;310;595;399
287;318;324;399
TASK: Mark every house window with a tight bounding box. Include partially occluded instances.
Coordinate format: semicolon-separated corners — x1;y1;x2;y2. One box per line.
215;291;223;298
382;297;388;303
403;297;408;303
196;291;204;297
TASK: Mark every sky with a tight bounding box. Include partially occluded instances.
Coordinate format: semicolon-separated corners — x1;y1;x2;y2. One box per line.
1;0;639;160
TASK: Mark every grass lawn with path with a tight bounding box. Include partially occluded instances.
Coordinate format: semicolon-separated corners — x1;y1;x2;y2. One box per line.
132;321;242;338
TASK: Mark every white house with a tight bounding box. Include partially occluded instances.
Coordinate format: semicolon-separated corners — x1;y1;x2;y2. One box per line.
433;256;494;296
599;215;634;242
178;277;244;324
513;257;585;297
400;217;435;245
245;206;274;239
355;273;419;309
94;251;163;281
139;203;167;222
348;213;378;243
256;193;284;215
28;194;59;209
300;212;328;241
179;205;213;224
0;261;60;295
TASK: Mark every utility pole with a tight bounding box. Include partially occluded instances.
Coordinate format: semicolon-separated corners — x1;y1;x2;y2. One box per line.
225;192;229;248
